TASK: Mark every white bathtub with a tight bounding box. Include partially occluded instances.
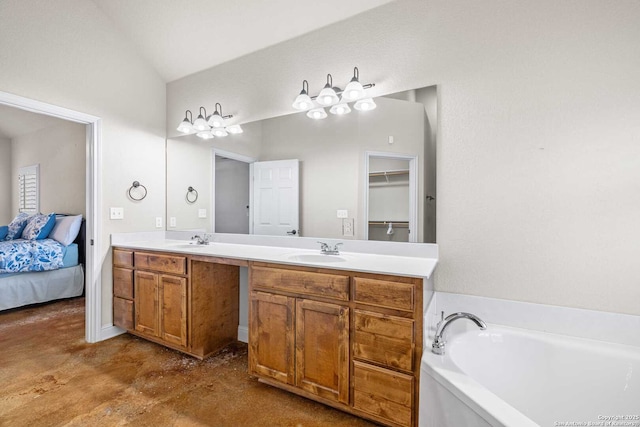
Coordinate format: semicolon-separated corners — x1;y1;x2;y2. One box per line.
420;325;640;427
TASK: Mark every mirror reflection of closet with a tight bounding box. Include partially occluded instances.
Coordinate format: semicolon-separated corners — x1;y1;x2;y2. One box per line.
368;157;412;242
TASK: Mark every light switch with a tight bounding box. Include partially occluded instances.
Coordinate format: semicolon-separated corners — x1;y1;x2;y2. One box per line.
337;210;348;218
110;207;124;220
198;209;207;218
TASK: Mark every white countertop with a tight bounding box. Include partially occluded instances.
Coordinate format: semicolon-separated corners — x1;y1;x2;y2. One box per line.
112;239;437;278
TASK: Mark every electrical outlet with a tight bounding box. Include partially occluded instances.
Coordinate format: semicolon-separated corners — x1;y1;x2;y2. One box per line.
110;207;124;220
342;218;354;237
155;217;162;228
198;209;207;218
336;209;348;218
169;217;176;227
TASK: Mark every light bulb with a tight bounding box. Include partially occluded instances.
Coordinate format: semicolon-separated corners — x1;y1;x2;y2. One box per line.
329;103;351;115
306;108;327;120
196;130;214;140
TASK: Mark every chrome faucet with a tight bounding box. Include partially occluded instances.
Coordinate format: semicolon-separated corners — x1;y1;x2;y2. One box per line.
432;312;487;355
318;241;343;255
191;234;211;245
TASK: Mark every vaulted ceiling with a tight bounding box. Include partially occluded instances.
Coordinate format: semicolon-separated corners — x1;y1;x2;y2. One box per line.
91;0;396;82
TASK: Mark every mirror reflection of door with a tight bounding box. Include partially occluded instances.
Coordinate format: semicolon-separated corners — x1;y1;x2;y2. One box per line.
214;155;251;234
252;159;300;236
367;156;415;242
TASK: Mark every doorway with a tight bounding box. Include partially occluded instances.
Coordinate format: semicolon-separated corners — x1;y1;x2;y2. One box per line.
212;149;254;234
0;91;101;343
364;152;418;243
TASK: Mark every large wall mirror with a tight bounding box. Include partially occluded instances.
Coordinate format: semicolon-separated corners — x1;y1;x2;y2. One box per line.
166;85;437;243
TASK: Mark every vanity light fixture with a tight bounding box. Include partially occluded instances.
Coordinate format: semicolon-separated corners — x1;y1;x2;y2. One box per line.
353;97;377;111
196;130;215;139
316;74;340;106
193;107;210;131
293;67;376;119
292;80;313;111
176;110;194;133
226;124;243;134
177;103;242;139
307;108;328;120
341;67;365;101
207;103;226;128
212;128;229;137
329;103;351;115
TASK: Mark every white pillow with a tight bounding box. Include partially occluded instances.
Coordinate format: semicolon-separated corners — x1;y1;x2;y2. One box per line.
49;215;83;246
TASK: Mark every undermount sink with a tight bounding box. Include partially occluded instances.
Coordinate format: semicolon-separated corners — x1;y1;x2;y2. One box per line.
169;243;206;248
286;253;347;263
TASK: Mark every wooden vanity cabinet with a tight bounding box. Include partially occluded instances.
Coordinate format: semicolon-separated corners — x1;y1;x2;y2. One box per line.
249;265;351;404
249;262;422;427
112;248;240;359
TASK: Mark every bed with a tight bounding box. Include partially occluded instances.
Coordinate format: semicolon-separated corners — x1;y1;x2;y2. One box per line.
0;214;85;311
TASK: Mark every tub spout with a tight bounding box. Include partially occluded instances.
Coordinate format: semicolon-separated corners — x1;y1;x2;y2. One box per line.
432;312;487;355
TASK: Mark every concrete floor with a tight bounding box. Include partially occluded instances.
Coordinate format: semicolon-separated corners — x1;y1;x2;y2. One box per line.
0;297;375;426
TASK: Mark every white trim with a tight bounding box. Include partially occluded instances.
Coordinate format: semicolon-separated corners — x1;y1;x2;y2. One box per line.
101;325;126;341
211;148;256;233
0;91;102;344
363;151;418;243
237;325;248;343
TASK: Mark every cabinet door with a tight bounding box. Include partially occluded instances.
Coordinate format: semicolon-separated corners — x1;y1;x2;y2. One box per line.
160;274;188;348
249;291;295;385
134;270;160;337
295;299;349;404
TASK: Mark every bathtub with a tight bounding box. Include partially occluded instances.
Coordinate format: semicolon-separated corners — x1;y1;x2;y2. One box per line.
420;325;640;427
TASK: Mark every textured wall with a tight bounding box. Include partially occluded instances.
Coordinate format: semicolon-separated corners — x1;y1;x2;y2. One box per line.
168;0;640;315
0;0;167;326
10;121;86;217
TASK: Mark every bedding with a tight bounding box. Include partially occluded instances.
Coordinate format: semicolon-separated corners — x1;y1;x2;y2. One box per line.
0;265;84;311
0;238;65;274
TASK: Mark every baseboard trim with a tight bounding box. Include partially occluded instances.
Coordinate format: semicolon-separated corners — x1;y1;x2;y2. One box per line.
237;325;248;343
100;325;126;341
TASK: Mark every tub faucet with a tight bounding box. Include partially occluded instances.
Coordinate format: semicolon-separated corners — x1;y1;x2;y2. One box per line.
432;312;487;355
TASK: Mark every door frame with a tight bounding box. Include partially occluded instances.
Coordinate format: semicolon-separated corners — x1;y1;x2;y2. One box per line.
0;90;102;343
363;151;418;242
211;148;256;234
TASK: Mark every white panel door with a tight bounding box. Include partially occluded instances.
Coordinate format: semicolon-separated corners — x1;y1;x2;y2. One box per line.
253;159;300;236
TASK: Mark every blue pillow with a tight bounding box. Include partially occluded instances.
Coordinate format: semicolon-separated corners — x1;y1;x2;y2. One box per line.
21;213;57;240
0;225;7;240
6;212;30;240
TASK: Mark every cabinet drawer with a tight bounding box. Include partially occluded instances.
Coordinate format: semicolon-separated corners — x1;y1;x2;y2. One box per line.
354;310;414;372
113;267;134;299
251;265;349;301
353;361;413;427
113;297;134;330
113;249;133;268
353;277;414;311
134;252;186;275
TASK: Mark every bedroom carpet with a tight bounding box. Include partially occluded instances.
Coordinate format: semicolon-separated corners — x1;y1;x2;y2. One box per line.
0;297;375;427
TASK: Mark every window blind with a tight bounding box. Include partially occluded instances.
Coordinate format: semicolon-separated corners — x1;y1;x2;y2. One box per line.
18;164;39;214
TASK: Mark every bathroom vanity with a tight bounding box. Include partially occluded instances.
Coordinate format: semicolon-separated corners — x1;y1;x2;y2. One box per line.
111;237;437;427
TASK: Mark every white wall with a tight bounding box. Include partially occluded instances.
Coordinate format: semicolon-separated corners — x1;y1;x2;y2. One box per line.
0;0;166;326
167;0;640;316
0;137;11;224
10;121;86;216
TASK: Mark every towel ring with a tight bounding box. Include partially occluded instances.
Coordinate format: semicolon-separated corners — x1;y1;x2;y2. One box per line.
128;181;147;201
186;186;198;204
